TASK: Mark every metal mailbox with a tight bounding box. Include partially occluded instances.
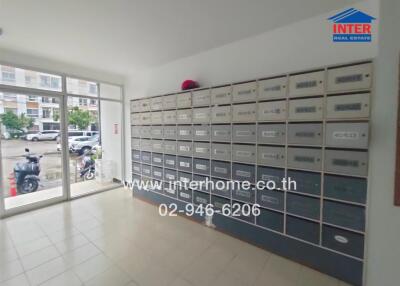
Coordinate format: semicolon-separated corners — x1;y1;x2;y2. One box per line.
140;139;152;152
178;171;192;186
193;158;210;175
210;178;231;198
130;100;141;113
287;170;321;195
211;85;231;105
163;140;177;155
178;188;193;203
177;156;192;172
232;81;257;103
322;225;364;259
131;126;140;138
141;164;152;177
176;92;191;108
256;189;284;211
163;94;177;110
130;113;141;125
232;185;255;204
232;163;255;183
211;143;231;161
326;93;370;119
211;125;231;142
140;151;151;164
152;153;163;167
324;149;368;176
258;77;287;100
164;154;177;169
140;126;151;138
163;110;176;124
193;142;210;158
232;124;256;143
232;103;257;123
132;163;141;174
257;146;286;167
151;126;163;139
152;166;163;180
287;147;322;171
138;98;151;112
131;138;140;150
163;126;177;140
177;109;192;124
286;193;320;220
288;98;323;121
192;89;211;107
211;106;231;123
324;175;367;204
193;125;210;141
289;70;325;97
327;63;372;92
257;100;287;121
193;107;211;124
232;144;256;163
151;111;163;125
193;190;210;206
286;216;320;244
131;150;141;162
151;140;164;153
257;124;286;144
288;123;323;146
323;200;365;232
325;122;369;149
150;97;163;111
177;141;193;156
211;160;231;179
257;209;284;233
140;112;151;125
257;166;285;187
177;126;193;140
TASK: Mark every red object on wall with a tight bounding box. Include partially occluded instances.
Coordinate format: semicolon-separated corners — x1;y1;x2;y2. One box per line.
181;80;199;90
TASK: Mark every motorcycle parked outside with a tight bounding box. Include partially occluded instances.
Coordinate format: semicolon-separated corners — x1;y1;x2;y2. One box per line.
14;148;42;194
79;150;95;180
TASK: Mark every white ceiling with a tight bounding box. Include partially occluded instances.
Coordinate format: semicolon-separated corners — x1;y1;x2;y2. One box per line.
0;0;357;75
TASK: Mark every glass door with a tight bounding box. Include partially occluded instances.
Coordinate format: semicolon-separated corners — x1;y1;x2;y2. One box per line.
0;92;67;214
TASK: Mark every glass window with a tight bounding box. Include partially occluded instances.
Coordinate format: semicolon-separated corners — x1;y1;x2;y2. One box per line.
67;77;98;97
0;64;62;91
79;98;88;106
42;107;51;118
27;109;39;118
3;93;17;101
1;66;16;83
28;95;37;101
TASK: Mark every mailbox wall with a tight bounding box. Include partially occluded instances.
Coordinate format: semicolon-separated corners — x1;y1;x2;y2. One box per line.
129;61;372;286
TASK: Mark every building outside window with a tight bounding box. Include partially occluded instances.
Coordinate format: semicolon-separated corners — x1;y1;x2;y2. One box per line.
27;108;39;118
1;66;16;83
89;83;98;95
90;99;97;106
40;75;61;90
42;107;51;118
79;98;88;106
3;93;17;101
4;108;17;114
28;95;37;101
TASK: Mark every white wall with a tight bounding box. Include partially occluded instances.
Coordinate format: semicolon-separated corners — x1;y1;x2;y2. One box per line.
365;0;400;285
100;84;123;181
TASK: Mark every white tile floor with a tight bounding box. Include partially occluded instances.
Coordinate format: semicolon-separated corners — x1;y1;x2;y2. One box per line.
0;188;351;286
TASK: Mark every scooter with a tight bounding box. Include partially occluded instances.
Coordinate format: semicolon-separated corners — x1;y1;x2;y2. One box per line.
79;150;95;180
14;148;42;194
